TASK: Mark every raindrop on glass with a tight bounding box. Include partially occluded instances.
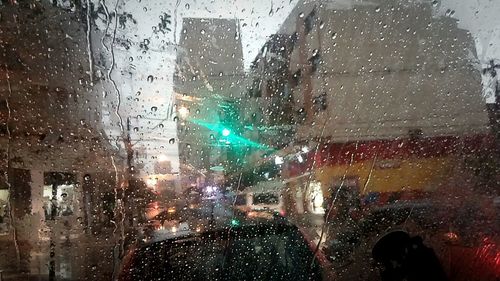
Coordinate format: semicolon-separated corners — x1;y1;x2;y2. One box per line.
169;138;175;144
185;3;190;9
147;75;154;83
151;106;158;112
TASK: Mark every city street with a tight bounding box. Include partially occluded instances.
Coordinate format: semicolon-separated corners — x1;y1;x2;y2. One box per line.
0;0;499;280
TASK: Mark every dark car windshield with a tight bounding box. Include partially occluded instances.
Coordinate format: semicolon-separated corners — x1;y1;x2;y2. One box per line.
253;193;280;205
126;225;321;281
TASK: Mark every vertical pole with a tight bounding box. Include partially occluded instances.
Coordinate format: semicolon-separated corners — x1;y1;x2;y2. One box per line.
49;183;57;281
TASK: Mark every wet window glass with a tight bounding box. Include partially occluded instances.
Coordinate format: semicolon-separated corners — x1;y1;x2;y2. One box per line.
0;0;499;280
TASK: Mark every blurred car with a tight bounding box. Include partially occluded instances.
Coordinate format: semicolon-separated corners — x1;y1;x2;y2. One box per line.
141;206;208;240
233;190;285;215
323;199;500;281
119;211;333;281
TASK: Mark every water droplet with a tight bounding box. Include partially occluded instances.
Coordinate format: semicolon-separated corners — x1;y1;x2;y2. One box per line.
375;6;381;12
169;138;175;144
129;57;133;62
432;0;438;7
298;12;304;18
332;32;337;39
143;39;150;46
209;134;215;140
219;72;223;76
84;174;91;181
173;116;179;122
133;127;139;132
134;98;139;102
159;124;164;129
319;21;325;29
80;119;86;126
151;106;158;112
200;29;206;35
143;7;147;12
185;3;190;9
147;75;154;83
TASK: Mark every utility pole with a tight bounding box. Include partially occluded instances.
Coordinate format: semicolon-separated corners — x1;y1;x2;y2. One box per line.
124;117;134;229
126;117;134;176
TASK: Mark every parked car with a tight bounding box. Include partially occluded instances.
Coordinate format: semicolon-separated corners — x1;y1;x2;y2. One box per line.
119;211;333;281
233;190;285;215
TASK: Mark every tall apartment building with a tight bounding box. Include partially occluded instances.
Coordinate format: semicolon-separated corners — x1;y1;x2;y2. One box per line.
0;2;119;239
174;17;246;188
248;0;491;214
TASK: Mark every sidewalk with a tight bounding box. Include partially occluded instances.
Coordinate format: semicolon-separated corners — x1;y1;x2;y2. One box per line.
0;227;121;281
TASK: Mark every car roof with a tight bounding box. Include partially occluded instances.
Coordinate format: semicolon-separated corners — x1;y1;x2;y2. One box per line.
141;211;294;246
141;221;298;246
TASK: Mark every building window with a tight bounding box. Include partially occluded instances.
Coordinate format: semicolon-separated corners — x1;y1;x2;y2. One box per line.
296;107;306;124
309;51;321;73
304;9;316;34
313;93;327;111
290;32;299;47
409;128;423;140
250;78;262;97
292;70;301;87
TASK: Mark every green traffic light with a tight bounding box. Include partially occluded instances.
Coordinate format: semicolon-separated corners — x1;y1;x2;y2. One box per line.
190;119;272;150
222;128;231;137
230;218;240;227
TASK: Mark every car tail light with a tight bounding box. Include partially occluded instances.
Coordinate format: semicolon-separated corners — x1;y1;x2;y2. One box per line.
444;231;459;241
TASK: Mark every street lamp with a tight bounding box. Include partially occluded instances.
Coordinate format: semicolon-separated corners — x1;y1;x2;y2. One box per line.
222;128;231;137
178;106;189;118
158;154;168;162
